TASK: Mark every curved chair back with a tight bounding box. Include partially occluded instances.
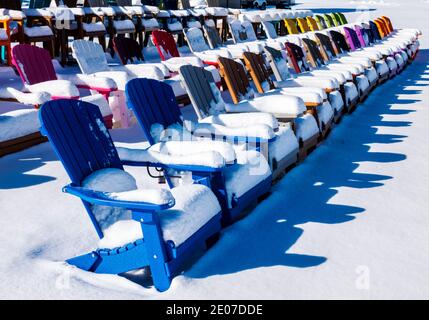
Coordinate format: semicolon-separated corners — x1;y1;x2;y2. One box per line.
315;32;337;60
306;16;320;32
261;21;278;40
354;25;368;47
179;64;223;119
125;78;182;145
285;41;309;73
344;27;362;50
329;30;350;54
323;14;335;28
72;39;109;74
264;46;292;82
296;17;310;33
369;21;382;41
12;44;57;85
113;36;145;65
184;27;211;53
284;18;299;35
39;99;123;186
203;21;222;49
315;15;327;30
243;52;274;94
151;29;181;61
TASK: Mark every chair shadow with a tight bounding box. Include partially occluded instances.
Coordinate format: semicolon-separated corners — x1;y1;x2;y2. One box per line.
182;49;429;279
0;142;57;189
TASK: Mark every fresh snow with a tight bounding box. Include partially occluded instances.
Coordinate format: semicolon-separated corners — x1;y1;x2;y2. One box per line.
1;0;429;299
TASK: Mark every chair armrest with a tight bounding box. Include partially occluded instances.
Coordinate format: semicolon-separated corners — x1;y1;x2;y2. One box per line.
22;9;54;19
63;184;174;211
0;87;51;106
116;146;229;172
57;73;118;92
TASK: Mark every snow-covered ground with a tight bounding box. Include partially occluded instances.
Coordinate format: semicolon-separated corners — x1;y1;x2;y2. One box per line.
1;0;429;299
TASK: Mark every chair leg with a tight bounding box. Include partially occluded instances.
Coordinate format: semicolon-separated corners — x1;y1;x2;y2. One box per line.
98;35;106;51
6;44;12;66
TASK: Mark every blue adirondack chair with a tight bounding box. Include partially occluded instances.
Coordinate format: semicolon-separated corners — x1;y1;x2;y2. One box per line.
38;99;224;292
125;78;273;224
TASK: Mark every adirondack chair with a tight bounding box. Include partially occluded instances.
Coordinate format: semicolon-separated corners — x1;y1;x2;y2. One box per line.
125;78;273;221
284;41;359;112
259;20;296;52
242;51;334;138
314;15;327;30
329;29;397;80
300;37;371;104
217;56;320;158
150;29;221;84
203;20;249;58
0;0;55;57
205;5;228;42
12;44;117;126
284;18;299;35
337;12;348;25
330;13;342;27
323;13;335;28
0;14;12;65
178;64;300;178
38;98;225;292
263;46;344;123
183;27;232;66
343;26;407;74
306;16;319;32
228;19;265;54
314;32;380;90
296;17;311;34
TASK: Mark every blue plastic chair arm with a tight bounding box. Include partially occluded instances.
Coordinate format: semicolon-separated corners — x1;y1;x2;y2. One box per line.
63;184;175;211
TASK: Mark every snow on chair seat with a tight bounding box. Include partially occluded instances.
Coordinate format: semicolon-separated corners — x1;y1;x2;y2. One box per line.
243;51;334;138
38;98;223;292
178;64;299;178
125;78;273;221
23;25;53;37
0;108;47;157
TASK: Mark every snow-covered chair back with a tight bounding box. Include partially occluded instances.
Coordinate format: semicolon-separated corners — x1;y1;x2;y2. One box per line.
264;46;292;82
203;21;222;49
284;41;311;73
329;30;351;54
261;21;278;40
229;20;248;44
354;25;369;47
314;32;336;60
184;27;210;53
151;29;180;60
315;15;327;30
242;51;274;94
301;37;325;68
72;39;109;74
242;21;257;41
284;18;299;35
39;99;123;186
179;64;226;119
125;78;183;145
344;27;361;51
113;36;144;65
297;17;310;33
306;16;319;32
12;44;57;85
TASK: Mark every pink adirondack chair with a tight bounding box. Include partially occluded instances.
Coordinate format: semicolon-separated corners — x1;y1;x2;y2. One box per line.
12;44;119;128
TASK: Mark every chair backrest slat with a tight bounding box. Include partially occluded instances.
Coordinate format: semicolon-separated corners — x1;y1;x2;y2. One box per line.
203;24;222;49
301;38;325;68
72;40;109;74
39;99;123;185
113;36;144;65
218;57;251;104
125;78;182;145
184;27;211;53
12;44;57;85
179;65;222;119
243;52;273;94
151;29;181;60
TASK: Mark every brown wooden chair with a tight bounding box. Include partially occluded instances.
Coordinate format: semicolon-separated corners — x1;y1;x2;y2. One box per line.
218;56;320;157
243;51;334;139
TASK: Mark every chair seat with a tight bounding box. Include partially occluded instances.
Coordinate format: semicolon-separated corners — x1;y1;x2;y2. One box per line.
141;18;159;31
167;21;183;32
0;109;39;142
194;49;232;63
161;56;204;72
27;80;80;99
23;26;53;38
93;70;133;91
98;184;221;249
113;20;135;34
82;22;106;33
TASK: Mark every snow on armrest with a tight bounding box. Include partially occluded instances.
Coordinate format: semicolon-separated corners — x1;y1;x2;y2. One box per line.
23;9;53;18
191;122;275;141
199;113;279;131
0;87;51;105
80;94;112;117
63;185;174;210
116;141;235;169
58;73;118;91
276;86;326;102
279;77;339;90
112;64;165;80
